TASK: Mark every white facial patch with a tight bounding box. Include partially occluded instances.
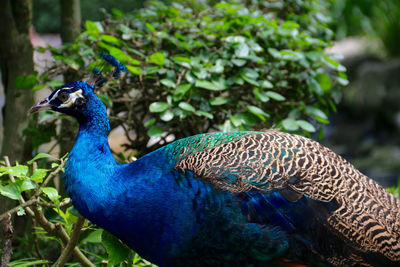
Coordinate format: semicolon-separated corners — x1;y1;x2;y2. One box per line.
55;89;84;108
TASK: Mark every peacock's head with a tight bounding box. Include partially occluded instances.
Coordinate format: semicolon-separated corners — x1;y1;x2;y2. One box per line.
29;81;95;116
30;53;125;129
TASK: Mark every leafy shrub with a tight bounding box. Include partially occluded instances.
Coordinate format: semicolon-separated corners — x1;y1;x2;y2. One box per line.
25;0;347;156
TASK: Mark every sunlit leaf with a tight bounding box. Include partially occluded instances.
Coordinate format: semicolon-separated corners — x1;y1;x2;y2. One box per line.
179;102;196;112
149;102;169;113
297;120;316;132
282;118;299;131
28;153;52;164
149;52;165;66
42;187;59;203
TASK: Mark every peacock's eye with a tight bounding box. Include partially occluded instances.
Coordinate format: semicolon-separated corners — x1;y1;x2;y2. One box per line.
75;97;86;107
58;91;69;102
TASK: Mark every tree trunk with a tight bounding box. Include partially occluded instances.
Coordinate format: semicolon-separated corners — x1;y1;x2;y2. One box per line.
0;0;34;163
0;0;34;239
59;0;81;156
60;0;81;44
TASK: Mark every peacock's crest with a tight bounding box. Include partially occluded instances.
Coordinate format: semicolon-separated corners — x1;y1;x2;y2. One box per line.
87;53;127;88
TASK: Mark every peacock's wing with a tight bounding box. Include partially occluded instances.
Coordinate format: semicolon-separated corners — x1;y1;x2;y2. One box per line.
164;130;400;265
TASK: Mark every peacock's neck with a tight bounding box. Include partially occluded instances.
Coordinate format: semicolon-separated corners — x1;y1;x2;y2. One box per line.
78;94;111;137
64;106;119;220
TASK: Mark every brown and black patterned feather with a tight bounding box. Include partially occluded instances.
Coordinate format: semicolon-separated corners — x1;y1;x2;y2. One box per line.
173;130;400;265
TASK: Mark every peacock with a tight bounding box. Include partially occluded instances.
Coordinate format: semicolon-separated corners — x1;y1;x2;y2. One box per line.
29;57;400;267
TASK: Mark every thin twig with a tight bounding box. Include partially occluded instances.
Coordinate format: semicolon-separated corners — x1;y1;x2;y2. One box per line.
38;159;66;191
0;198;37;221
32;205;94;267
52;217;86;267
1;214;14;267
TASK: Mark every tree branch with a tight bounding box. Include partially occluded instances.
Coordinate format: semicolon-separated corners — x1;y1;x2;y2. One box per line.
32;205;94;267
52;217;85;267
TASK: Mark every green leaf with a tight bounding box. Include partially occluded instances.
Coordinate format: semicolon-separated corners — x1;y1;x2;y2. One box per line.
266;91;285;101
196;110;213;119
282;118;299;131
260;80;273;89
336;77;349;86
268;48;281;59
0;184;21;200
126;56;141;66
230;115;243;127
210;97;229;106
15;74;38;90
178;102;196;112
323;56;346;72
102;230;131;266
100;34;120;45
308;78;323;95
9;259;49;266
144;118;156;127
149;52;165;66
42;187;59;203
98;94;113;108
280;50;303;61
31;169;49;183
296;120;316;132
126;65;140;75
0;165;29;178
225;36;246;43
0;180;35;200
145;23;156;32
240;68;259;79
31;84;46;93
253;88;270;102
17;206;26;216
28;153;52;164
147;126;163;137
171;56;191;69
306;106;329;123
86;20;99;37
235;43;250;58
111;8;123;17
20;180;36;192
160;79;176;88
315;73;332;92
175;84;191;95
47;80;64;88
82;229;103;243
195;80;226;91
232;59;246;67
51;163;60;168
160;110;174;121
149;102;169;113
247;106;269;122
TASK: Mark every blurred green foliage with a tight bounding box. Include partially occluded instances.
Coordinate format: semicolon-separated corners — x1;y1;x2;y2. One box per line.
330;0;400;56
27;0;346;156
33;0;144;33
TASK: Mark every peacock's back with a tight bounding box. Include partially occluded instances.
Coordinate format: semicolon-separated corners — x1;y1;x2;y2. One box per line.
163;130;400;266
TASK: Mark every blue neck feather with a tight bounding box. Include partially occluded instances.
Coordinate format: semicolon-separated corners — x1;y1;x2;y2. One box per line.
63;92;196;264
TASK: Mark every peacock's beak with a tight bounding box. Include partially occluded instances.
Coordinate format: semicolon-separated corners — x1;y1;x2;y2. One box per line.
29;98;52;114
